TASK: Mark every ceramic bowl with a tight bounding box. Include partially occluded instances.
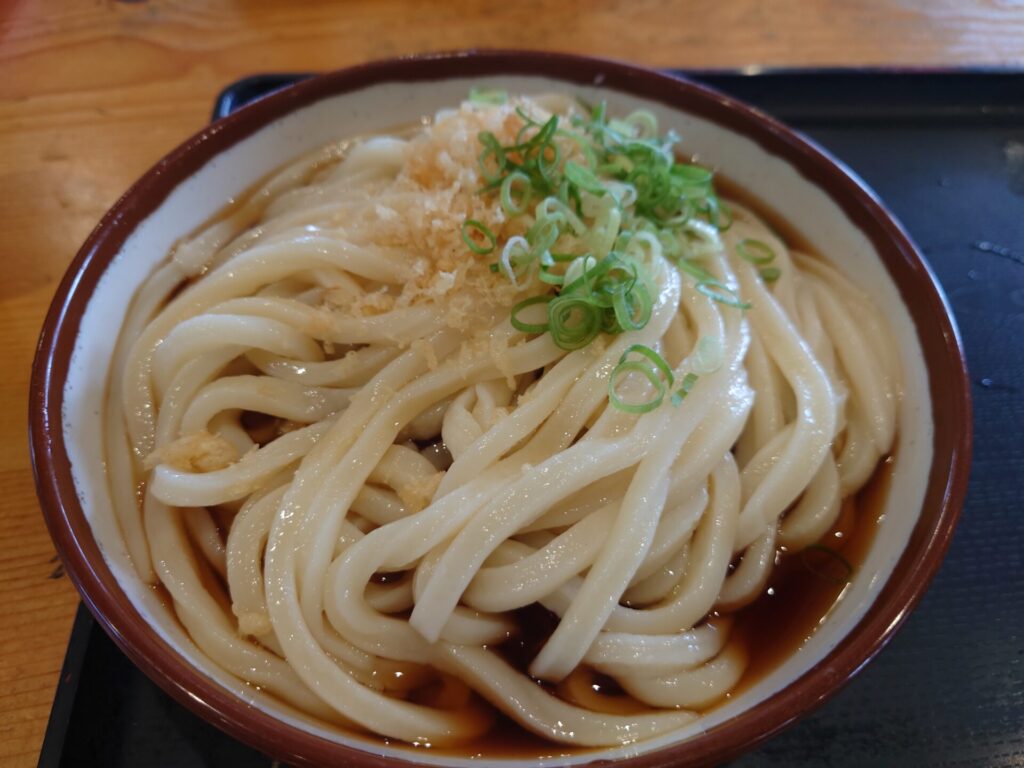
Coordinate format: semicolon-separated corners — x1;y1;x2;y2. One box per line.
30;51;971;767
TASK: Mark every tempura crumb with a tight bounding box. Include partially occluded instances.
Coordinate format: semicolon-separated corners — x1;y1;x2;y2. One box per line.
411;338;439;370
398;471;444;513
145;431;240;473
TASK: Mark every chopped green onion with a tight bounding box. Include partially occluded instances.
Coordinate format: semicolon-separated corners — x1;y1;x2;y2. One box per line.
608;345;677;413
515;105;539;126
624;110;658;138
607;345;677;413
548;251;577;263
611;282;652;331
674;258;752;311
619;344;675;386
608;117;636;138
555;127;599;168
469;87;508;106
561;253;616;297
800;544;853;585
548;295;602;350
527;216;562;257
562;254;598;290
534;140;562;191
737;238;775;265
599;309;621;334
564;160;606;196
671;372;700;406
675;259;722;286
609;361;666;413
538;264;565;285
500;172;532;216
468;97;742;360
700;197;733;230
760;266;781;283
656;228;683;259
599;154;634;176
477;132;507;184
461;219;496;254
696;281;751;310
537;196;585;236
693;335;723;374
515;114;559;150
500;236;531;287
671;164;713;187
488;263;500;273
510;296;552;334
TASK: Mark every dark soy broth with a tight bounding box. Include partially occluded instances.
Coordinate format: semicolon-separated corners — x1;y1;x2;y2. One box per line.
405;454;895;760
724;454;894;703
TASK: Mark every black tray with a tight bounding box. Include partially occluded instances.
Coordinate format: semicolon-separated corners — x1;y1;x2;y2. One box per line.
40;70;1024;768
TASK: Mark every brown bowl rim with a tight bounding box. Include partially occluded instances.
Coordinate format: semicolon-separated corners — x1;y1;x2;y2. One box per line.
29;50;972;768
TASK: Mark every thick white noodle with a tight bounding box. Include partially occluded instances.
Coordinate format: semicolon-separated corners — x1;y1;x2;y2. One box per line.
105;98;900;750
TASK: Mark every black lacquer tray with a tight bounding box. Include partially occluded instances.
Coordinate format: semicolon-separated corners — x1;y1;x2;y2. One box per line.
39;69;1024;768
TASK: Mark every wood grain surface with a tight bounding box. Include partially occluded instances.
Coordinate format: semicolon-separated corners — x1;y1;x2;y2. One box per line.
1;1;1021;765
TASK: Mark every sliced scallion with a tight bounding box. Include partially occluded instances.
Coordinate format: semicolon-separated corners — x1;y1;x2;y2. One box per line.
469;87;508;106
693;336;723;374
500;236;531;287
700;197;733;230
671;164;713;187
461;219;496;255
737;238;775;265
670;372;700;406
548;295;602;350
611;283;652;331
564;160;606;196
619;344;675;386
466;96;745;359
696;280;751;310
800;544;853;585
609;361;666;413
500;171;532;216
624;110;658;139
510;296;552;334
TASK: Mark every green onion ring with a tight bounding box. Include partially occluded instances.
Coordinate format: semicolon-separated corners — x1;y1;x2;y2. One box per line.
548;295;602;350
609;360;666;413
612;284;652;331
800;544;853;585
619;344;675;386
671;372;700;406
696;280;751;310
461;219;496;255
737;238;776;265
564;160;606;196
510;296;552;334
500;172;532;216
469;88;508;106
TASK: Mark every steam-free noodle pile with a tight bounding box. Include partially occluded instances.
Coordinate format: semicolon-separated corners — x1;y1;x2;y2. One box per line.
104;93;899;748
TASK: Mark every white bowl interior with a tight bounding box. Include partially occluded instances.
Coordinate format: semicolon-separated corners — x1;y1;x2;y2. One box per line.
62;73;933;765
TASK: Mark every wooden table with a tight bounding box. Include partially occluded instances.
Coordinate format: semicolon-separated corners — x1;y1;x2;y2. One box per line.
1;1;1020;764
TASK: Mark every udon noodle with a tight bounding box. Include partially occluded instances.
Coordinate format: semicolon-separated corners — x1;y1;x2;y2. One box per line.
104;93;899;749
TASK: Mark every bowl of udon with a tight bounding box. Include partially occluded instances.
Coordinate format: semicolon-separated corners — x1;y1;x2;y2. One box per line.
30;51;970;767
